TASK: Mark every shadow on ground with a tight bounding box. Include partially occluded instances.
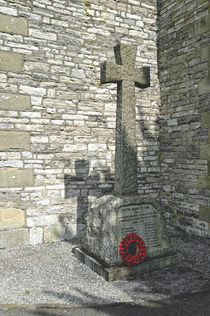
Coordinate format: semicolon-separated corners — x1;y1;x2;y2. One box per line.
1;290;210;316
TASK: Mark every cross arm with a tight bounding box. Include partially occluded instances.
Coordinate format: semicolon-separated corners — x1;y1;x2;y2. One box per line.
134;66;150;88
101;61;123;84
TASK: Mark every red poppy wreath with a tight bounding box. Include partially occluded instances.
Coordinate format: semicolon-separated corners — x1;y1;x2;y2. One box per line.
119;233;146;265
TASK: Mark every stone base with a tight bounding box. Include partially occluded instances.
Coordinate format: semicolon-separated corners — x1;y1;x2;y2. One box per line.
82;195;176;266
73;247;180;282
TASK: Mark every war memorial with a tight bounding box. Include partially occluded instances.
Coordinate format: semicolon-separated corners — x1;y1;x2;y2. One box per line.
0;0;209;281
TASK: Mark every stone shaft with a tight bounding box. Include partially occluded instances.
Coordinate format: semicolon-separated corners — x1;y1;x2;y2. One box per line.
115;80;137;195
101;44;150;195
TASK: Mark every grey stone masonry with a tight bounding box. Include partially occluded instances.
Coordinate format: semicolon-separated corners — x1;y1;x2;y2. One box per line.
198;45;210;96
0;0;209;248
158;0;210;237
101;44;150;195
0;0;160;248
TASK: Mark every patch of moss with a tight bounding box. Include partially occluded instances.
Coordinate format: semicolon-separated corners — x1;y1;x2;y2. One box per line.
83;0;91;6
25;290;31;295
171;212;180;220
95;80;101;87
7;306;16;310
84;8;94;18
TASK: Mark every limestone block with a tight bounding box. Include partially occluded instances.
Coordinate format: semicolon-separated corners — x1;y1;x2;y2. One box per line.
0;92;31;110
0;7;17;16
0;51;24;72
201;46;210;62
0;131;30;151
201;112;210;128
30;227;43;245
200;144;210;159
194;218;209;231
24;61;50;73
19;85;46;96
29;29;57;41
0;160;23;168
0;208;25;229
198;78;210;95
199;206;210;222
197;176;210;189
195;14;210;36
26;214;58;227
0;13;28;36
0;168;34;187
44;225;66;243
0;73;6;82
72;68;85;79
198;45;210;96
63;144;87;152
197;0;209;6
0;228;29;248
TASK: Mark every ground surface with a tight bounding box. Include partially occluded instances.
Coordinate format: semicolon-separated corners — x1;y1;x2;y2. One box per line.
0;227;209;315
0;291;210;316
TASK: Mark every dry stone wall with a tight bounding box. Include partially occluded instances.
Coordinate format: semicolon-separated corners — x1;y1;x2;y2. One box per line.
0;0;160;248
158;0;210;237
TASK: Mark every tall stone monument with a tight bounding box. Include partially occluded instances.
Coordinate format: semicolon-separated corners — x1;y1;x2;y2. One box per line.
74;44;178;281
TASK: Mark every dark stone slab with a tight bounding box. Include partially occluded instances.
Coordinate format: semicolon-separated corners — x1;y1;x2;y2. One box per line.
73;247;179;282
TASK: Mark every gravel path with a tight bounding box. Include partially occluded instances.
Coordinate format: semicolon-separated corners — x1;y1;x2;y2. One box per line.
0;227;209;307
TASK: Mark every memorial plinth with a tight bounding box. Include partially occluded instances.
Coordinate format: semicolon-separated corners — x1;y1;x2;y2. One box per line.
74;195;178;281
74;43;179;281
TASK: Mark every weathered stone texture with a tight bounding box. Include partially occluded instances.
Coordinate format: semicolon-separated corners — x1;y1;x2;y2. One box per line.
199;206;210;222
0;131;30;151
0;13;28;35
29;227;43;245
195;0;210;35
159;0;210;236
44;225;66;243
101;44;150;196
0;0;208;246
0;208;25;229
0;169;34;187
198;45;210;95
0;51;24;72
82;195;175;267
0;0;160;247
0;93;31;110
0;228;29;248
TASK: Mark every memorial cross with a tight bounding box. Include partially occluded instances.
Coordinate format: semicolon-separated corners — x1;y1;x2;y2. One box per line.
101;43;150;195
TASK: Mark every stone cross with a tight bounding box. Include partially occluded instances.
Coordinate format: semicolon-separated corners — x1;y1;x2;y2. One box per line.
101;43;150;195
